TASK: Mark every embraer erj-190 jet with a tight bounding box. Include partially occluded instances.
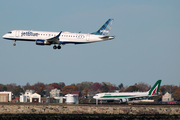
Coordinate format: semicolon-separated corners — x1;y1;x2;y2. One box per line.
93;80;161;104
2;19;114;49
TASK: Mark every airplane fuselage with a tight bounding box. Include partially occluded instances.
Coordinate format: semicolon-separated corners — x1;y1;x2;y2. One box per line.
93;92;150;101
3;30;114;45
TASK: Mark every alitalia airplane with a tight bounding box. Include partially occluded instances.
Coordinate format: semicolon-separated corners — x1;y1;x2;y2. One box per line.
93;80;162;103
2;19;114;49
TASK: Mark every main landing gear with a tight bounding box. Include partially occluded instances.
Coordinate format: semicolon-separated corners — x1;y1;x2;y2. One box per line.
53;45;61;50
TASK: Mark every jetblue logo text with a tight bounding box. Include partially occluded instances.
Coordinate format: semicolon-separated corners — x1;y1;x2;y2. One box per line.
21;31;38;37
100;30;110;33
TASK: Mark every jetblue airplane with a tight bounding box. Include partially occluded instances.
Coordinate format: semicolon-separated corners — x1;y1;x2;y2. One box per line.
93;80;161;104
2;19;114;49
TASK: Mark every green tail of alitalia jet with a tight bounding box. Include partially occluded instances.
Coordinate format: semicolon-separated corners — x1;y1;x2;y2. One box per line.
148;80;161;95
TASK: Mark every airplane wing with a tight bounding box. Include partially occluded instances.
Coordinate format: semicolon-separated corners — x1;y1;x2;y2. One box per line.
127;95;151;101
47;31;62;44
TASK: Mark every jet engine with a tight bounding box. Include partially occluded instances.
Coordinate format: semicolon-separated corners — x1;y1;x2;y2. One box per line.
36;39;51;45
120;98;128;103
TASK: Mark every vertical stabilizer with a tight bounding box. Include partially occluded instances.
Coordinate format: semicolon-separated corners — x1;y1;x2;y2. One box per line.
91;19;114;36
148;80;162;95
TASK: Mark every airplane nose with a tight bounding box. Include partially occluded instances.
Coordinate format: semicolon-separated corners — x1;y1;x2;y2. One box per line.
2;34;6;38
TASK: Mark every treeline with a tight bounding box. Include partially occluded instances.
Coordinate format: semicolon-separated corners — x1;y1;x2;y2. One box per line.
0;81;180;101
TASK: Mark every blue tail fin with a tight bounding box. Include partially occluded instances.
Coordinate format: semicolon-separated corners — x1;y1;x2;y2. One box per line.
91;19;114;36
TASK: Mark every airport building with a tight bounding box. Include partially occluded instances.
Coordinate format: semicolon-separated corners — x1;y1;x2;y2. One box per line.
50;88;62;97
162;92;174;102
0;91;12;102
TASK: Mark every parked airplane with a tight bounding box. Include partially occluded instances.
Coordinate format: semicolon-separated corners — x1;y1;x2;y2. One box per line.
93;80;162;103
2;19;114;49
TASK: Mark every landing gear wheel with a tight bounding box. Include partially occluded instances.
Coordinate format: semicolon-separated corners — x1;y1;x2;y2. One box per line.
58;46;61;49
53;46;57;49
13;40;16;46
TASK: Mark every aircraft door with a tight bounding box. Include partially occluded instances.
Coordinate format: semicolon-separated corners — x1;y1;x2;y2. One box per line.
86;34;90;41
16;30;19;37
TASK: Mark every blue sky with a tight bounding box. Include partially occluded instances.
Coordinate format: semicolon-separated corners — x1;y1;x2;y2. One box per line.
0;1;180;87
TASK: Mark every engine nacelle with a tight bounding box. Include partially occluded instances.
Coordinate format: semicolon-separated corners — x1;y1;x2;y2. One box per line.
120;98;128;103
36;39;51;45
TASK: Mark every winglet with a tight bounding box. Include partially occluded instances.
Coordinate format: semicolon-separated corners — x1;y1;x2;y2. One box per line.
56;31;62;37
148;80;162;95
47;31;62;43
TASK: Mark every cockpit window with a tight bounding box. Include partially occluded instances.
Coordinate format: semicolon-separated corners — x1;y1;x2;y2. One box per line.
8;32;12;34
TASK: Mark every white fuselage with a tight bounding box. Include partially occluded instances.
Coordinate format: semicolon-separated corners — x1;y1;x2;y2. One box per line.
93;92;150;101
3;30;114;44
